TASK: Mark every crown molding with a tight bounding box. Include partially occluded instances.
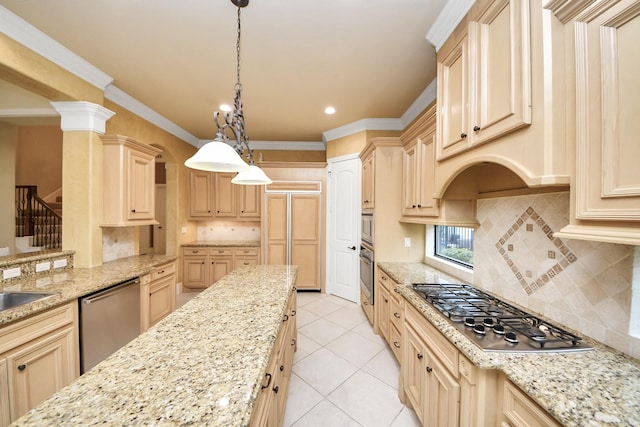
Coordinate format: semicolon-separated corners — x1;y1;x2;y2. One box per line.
425;0;476;52
322;118;403;142
0;5;113;90
401;79;437;129
50;101;115;134
0;108;57;117
104;84;200;146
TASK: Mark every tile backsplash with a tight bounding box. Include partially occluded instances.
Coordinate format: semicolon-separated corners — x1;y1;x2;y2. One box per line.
102;227;134;262
197;221;261;241
474;192;639;359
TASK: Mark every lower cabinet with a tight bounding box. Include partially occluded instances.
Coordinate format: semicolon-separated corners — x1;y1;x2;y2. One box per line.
182;246;260;289
140;260;176;332
499;377;561;427
374;267;402;362
0;303;79;426
251;288;297;427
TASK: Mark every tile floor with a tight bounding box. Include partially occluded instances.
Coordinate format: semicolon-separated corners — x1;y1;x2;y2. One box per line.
284;291;421;427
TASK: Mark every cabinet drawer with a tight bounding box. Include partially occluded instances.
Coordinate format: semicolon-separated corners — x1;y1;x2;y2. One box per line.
389;290;403;330
183;248;207;256
378;269;392;292
233;247;259;257
405;302;458;376
502;379;561;427
150;261;175;281
389;323;402;362
0;303;75;354
209;248;233;257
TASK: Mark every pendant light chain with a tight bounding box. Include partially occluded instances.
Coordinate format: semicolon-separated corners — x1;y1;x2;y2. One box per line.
236;6;242;91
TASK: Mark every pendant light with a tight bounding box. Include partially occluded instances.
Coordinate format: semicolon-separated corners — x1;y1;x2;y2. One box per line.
184;0;271;185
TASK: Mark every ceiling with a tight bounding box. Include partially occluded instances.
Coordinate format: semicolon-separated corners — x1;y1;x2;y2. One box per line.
0;0;447;144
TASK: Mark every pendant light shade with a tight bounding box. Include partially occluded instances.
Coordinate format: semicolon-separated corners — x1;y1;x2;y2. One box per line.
184;135;250;173
231;164;273;185
183;0;271;185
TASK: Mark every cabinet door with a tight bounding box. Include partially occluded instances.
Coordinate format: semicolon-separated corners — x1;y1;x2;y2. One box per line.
437;35;469;159
6;327;76;421
127;147;156;221
469;0;531;147
1;359;9;427
362;152;375;209
189;170;214;218
424;348;460;427
402;141;419;215
402;323;426;424
214;173;237;217
264;194;288;265
238;184;261;219
376;285;390;341
183;256;207;289
148;277;175;327
573;0;640;221
290;194;321;290
416;133;439;217
210;258;232;283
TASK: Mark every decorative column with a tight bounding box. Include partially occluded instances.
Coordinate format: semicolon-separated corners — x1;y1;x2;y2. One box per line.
51;101;115;268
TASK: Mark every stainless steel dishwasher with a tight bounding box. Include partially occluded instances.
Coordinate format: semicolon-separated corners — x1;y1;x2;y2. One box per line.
79;278;140;373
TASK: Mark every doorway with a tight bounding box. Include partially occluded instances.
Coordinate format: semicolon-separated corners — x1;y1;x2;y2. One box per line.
326;154;361;302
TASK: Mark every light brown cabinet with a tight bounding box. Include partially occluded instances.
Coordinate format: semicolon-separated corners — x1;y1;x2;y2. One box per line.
500;377;561;427
374;267;403;363
437;0;531;160
0;303;79;426
182;246;260;289
140;260;176;332
402;105;439;218
263;184;322;290
250;288;297;427
188;171;261;221
552;0;640;245
101;134;162;226
361;150;376;210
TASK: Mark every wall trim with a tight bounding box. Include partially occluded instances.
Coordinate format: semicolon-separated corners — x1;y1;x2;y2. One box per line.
425;0;476;52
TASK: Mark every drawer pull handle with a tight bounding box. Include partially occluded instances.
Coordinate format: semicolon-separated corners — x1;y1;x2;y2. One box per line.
261;373;272;389
17;364;26;371
279;365;284;372
393;341;400;349
291;338;297;346
382;276;387;281
394;312;401;319
283;314;289;322
417;353;423;360
426;366;433;373
291;310;296;316
394;288;400;293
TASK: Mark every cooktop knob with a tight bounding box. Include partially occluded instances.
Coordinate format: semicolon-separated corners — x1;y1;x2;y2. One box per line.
505;331;518;344
473;324;486;335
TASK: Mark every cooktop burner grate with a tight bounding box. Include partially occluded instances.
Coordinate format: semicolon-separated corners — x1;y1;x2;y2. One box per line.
412;283;593;353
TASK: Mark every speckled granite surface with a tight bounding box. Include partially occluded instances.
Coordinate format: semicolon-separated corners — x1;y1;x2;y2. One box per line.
182;240;260;247
378;262;640;427
11;264;297;427
0;254;176;326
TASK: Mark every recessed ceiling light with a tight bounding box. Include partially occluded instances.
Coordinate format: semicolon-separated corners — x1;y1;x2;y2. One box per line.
220;104;232;112
324;106;336;115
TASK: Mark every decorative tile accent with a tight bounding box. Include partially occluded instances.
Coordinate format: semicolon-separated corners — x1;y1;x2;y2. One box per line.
494;206;577;295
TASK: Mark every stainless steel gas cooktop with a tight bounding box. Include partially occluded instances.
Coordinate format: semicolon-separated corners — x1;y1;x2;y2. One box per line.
412;283;593;353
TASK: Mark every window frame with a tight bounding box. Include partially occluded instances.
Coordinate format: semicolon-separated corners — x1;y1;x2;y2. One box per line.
434;225;475;269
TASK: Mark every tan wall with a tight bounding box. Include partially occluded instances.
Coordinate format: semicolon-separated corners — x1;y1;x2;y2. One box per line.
0;123;17;254
326;130;402;159
15;126;63;198
254;149;325;163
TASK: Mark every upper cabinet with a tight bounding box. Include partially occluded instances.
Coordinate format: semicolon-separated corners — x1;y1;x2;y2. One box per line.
437;0;531;160
402;105;439;218
101;135;162;226
188;171;261;221
550;0;640;245
361;150;376;210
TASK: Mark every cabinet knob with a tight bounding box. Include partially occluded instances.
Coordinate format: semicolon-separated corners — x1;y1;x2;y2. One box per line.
417;353;423;360
273;386;279;394
426;366;433;373
394;312;401;319
393;341;401;349
17;364;26;371
283;314;289;322
473;125;481;132
460;133;467;139
417;204;421;208
291;310;296;316
279;365;284;372
291;338;297;346
131;209;136;213
412;205;416;208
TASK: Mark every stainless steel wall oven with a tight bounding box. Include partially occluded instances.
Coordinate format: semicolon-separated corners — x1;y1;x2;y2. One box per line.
360;244;374;305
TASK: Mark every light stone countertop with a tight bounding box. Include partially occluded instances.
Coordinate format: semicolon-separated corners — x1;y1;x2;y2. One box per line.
182;240;261;247
378;262;640;427
12;264;298;426
0;254;176;326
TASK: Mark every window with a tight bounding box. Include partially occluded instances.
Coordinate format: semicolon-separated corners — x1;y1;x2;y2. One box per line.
435;225;474;268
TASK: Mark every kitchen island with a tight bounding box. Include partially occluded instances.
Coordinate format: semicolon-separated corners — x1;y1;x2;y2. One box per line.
379;262;640;427
10;264;298;426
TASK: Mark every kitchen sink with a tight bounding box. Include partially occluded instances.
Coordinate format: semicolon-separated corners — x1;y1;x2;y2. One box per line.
0;291;57;312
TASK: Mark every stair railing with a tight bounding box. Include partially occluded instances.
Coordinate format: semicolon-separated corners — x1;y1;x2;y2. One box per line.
15;185;62;250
